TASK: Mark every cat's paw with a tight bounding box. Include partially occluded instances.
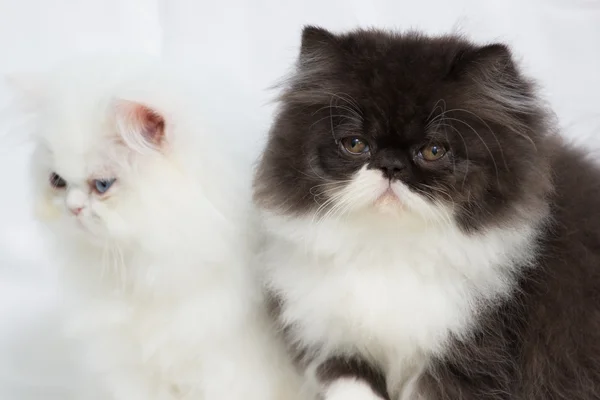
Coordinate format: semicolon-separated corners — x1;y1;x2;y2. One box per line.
323;378;386;400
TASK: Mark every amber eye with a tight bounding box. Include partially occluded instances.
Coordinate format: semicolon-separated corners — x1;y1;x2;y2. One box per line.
49;172;67;189
341;137;370;155
419;144;447;161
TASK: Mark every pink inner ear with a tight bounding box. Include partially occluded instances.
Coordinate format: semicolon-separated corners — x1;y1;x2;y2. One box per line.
116;100;165;149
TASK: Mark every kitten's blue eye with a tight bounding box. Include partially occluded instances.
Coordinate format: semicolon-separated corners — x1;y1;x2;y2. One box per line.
93;178;116;194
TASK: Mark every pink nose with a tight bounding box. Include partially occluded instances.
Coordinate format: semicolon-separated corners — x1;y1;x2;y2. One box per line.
70;207;83;216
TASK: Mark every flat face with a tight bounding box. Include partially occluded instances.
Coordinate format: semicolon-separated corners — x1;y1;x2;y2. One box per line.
254;28;550;232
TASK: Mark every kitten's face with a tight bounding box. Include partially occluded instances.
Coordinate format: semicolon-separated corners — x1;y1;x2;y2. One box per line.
32;120;133;243
19;72;170;247
255;27;552;230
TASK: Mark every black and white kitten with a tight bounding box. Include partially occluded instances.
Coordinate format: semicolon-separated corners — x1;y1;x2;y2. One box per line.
253;26;600;400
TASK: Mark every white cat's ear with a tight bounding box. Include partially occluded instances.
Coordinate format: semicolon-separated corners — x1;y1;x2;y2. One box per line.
114;99;166;153
4;72;47;108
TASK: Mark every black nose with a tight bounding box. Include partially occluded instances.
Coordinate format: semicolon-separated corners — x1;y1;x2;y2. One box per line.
380;165;405;180
370;153;407;180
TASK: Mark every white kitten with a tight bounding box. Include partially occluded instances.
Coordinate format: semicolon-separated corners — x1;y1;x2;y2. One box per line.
8;54;302;400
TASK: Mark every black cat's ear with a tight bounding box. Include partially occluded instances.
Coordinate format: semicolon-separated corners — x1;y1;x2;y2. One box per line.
472;43;517;73
450;43;538;129
299;25;338;61
450;43;520;80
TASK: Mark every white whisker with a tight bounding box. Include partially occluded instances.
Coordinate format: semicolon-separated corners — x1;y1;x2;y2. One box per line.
436;122;470;189
443;116;500;185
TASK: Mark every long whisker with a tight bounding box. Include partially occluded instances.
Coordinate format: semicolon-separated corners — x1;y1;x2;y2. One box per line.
435;122;470;190
309;114;363;131
311;103;362;121
331;104;364;120
311;190;347;225
413;186;457;228
311;184;351;199
442;117;500;185
319;193;353;226
323;91;363;117
438;108;509;170
309;180;354;190
425;99;447;127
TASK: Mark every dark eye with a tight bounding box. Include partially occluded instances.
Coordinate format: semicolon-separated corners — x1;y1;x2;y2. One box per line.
419;144;447;161
340;137;370;155
49;173;67;189
93;178;116;194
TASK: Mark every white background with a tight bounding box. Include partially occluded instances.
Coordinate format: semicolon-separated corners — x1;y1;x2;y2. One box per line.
0;0;599;397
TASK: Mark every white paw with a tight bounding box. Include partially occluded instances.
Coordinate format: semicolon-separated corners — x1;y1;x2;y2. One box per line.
324;378;385;400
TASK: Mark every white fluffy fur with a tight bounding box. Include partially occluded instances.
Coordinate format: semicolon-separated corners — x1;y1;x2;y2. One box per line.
260;166;544;399
11;54;302;400
324;379;384;400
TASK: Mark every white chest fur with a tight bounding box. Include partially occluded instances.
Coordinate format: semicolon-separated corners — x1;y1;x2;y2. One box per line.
261;212;539;394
